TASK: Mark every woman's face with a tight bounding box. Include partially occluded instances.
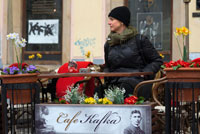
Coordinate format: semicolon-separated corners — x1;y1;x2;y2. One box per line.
108;17;124;33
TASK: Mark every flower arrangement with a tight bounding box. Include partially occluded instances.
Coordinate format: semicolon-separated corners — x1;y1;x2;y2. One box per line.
174;26;191;61
57;85;144;105
124;96;145;104
2;64;39;75
104;86;125;104
97;97;113;104
6;33;26;71
2;32;39;75
28;53;42;60
161;58;200;70
62;85;85;104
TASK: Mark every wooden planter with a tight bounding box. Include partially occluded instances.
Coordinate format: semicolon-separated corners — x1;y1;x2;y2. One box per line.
1;73;38;104
164;68;200;101
1;73;38;84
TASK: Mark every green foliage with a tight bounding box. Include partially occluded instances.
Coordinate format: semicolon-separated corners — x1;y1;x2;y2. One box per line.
64;85;85;104
135;96;145;104
183;45;187;62
172;64;182;70
104;86;125;104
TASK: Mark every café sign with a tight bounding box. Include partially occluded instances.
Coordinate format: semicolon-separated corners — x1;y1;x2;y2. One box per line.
35;104;151;134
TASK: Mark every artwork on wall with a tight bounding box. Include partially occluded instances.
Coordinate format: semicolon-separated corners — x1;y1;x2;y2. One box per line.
137;12;163;50
28;19;59;44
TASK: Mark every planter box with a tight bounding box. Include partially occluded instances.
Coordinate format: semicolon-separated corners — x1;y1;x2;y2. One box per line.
35;103;153;134
1;73;38;84
7;87;35;104
164;68;200;101
164;68;200;82
1;73;38;104
0;73;40;134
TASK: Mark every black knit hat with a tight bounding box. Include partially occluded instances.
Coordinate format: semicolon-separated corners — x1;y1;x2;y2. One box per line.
108;6;130;27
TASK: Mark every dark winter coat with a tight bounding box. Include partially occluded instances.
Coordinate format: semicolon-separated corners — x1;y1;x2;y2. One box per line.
104;34;163;88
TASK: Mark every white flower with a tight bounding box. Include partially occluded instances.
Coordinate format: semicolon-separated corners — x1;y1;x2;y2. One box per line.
21;38;27;43
6;32;27;71
6;33;19;40
15;38;26;48
7;33;27;48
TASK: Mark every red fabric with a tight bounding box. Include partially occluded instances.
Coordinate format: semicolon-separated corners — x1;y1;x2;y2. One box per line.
56;61;95;98
192;58;200;63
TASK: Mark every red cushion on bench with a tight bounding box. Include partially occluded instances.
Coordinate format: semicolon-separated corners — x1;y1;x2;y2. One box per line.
56;61;95;98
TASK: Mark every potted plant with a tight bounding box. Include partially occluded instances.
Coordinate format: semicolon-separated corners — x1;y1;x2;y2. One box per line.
56;85;144;105
161;59;200;101
1;32;40;104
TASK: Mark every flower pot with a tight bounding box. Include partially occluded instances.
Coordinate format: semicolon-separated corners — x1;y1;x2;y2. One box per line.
1;73;39;104
164;68;200;82
164;68;200;101
7;88;35;104
1;73;38;84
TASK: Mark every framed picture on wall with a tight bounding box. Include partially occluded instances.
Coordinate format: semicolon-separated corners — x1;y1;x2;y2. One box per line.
28;19;59;44
137;12;163;50
197;0;200;10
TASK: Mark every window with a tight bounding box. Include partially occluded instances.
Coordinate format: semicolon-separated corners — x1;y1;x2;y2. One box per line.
197;0;200;10
23;0;62;64
125;0;172;61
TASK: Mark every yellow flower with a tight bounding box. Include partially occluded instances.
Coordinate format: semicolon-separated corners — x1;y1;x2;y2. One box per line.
28;53;42;60
175;27;191;37
28;54;35;60
37;53;42;59
160;53;164;59
181;26;191;36
102;98;113;104
85;51;91;58
98;98;103;103
84;97;96;104
174;26;191;61
175;28;182;36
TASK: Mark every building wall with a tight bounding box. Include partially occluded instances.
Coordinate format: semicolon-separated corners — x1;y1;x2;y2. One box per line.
0;0;23;66
62;0;71;64
189;0;200;60
70;0;105;64
0;0;199;70
172;0;186;61
0;0;8;67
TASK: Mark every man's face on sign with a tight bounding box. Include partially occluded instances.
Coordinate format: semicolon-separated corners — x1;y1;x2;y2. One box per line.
130;113;142;127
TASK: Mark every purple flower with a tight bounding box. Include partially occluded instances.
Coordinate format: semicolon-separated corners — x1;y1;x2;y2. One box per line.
26;65;36;71
9;66;19;74
1;64;39;75
3;67;9;74
22;68;27;73
2;66;19;75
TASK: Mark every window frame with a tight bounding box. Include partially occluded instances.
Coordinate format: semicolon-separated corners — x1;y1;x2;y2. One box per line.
22;0;63;65
124;0;173;61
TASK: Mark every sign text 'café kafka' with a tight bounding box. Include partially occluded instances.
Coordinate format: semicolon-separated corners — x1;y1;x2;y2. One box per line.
35;104;151;134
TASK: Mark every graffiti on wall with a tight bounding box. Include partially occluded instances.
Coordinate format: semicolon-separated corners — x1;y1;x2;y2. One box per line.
74;37;96;56
28;19;59;44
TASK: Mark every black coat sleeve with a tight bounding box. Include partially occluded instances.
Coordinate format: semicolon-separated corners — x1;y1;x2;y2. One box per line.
141;35;163;73
103;42;110;72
